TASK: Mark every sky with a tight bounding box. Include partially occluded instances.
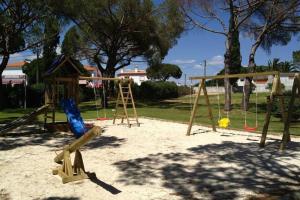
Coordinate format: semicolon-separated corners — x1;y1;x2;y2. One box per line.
7;19;300;85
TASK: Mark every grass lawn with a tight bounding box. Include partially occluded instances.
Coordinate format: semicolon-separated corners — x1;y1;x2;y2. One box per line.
0;92;299;136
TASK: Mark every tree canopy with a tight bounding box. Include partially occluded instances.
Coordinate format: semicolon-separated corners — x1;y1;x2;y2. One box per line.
146;63;182;81
0;0;50;108
55;0;185;79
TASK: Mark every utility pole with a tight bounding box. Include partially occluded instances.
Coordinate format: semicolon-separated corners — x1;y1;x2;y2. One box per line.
184;74;187;86
203;59;207;77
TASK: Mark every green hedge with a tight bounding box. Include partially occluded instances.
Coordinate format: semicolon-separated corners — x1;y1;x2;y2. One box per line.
272;91;300;121
139;81;178;100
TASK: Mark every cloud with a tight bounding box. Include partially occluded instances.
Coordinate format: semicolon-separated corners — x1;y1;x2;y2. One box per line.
207;55;224;66
10;53;22;58
56;46;62;54
173;59;196;64
193;64;203;69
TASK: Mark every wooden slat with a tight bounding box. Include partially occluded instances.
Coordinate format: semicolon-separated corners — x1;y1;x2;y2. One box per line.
186;79;204;136
190;71;280;80
79;76;128;81
280;74;300;150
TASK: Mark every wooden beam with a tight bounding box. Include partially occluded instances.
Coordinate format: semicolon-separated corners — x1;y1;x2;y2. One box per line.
54;126;101;163
54;77;74;82
202;80;216;132
280;74;300;150
79;76;127;81
187;79;204;136
259;95;274;148
190;71;280;80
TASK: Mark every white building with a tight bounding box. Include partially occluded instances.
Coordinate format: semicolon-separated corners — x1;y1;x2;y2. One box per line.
237;73;295;92
2;61;27;86
79;65;102;86
117;67;148;85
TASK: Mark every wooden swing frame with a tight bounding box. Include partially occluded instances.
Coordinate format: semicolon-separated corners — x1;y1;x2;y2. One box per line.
187;71;299;150
79;76;140;128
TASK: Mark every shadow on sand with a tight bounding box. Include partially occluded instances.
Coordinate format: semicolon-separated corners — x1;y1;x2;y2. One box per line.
113;141;300;200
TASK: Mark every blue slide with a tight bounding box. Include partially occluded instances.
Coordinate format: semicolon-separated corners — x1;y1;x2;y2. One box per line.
61;99;87;138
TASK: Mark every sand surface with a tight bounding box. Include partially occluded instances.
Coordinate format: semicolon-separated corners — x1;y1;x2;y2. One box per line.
1;118;300;200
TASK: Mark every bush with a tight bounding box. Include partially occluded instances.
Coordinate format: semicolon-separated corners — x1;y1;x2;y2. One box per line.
26;83;45;107
178;85;191;96
3;85;26;108
266;82;285;92
139;81;178;100
79;85;95;102
272;91;300;121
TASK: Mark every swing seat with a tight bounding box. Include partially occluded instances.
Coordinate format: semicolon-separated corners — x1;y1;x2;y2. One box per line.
96;117;110;121
244;124;257;132
218;117;230;128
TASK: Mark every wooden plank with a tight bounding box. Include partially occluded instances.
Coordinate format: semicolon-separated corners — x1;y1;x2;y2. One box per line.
280;74;300;150
53;77;74;82
54;126;101;163
129;84;140;126
119;83;131;127
202;79;216;132
186;80;204;136
190;71;280;80
259;95;274;148
79;76;125;81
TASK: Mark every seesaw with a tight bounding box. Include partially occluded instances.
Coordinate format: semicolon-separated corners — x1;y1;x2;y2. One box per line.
53;126;101;184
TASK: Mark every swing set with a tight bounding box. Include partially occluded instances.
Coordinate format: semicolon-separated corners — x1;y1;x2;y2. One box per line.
80;76;140;128
187;71;300;150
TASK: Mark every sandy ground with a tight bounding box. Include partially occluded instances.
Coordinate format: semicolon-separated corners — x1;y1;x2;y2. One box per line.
1;118;300;200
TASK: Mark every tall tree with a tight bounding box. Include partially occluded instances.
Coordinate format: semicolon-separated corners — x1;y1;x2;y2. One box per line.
242;0;300;110
42;16;61;69
179;0;263;111
55;0;184;94
292;50;300;70
0;0;47;109
146;63;182;81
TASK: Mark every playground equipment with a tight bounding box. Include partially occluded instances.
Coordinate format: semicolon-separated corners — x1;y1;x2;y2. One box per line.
53;99;101;183
43;55;139;129
52;126;101;184
0;104;49;135
92;80;109;120
80;76;140;128
187;71;299;150
243;82;258;132
216;82;230;128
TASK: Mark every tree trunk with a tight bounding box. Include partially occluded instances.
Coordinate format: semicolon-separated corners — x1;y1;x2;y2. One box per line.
224;50;232;111
242;54;255;111
0;54;10;110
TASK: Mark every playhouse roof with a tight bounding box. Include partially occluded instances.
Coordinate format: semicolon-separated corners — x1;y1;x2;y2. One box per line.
44;55;85;77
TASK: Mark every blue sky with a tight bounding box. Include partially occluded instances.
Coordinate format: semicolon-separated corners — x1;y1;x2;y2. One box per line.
8;24;299;84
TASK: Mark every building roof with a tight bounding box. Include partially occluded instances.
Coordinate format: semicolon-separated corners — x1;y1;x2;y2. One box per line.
84;65;97;71
44;55;85;77
117;69;147;77
6;61;27;68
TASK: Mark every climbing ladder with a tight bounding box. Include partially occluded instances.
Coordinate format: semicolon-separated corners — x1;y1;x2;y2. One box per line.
113;80;139;127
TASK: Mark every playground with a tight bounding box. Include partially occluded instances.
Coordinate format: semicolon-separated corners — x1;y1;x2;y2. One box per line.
1;118;300;200
0;65;299;199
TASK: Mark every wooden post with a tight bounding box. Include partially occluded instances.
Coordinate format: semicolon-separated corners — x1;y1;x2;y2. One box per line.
260;74;282;148
186;80;204;136
128;82;140;126
202;79;216;132
119;83;131;127
280;74;300;150
113;80;139;127
259;95;274;148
